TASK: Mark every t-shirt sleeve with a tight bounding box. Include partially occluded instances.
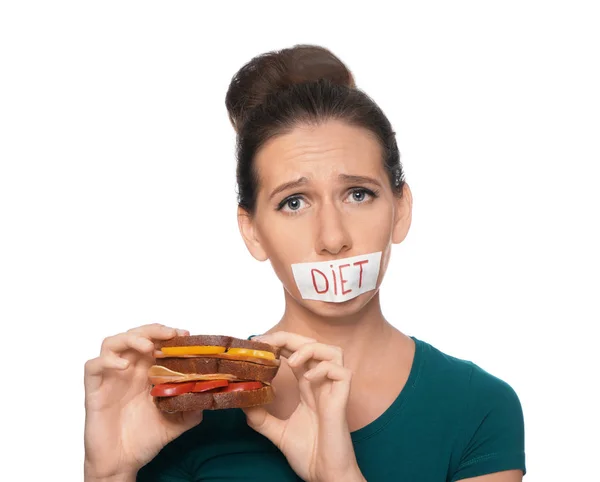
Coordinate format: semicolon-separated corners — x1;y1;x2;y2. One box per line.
451;363;526;481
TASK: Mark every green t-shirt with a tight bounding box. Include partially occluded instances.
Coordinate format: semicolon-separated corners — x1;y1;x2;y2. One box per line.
137;336;526;481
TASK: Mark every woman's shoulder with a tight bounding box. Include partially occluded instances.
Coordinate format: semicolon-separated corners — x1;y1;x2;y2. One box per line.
413;336;522;411
411;337;526;479
415;335;523;429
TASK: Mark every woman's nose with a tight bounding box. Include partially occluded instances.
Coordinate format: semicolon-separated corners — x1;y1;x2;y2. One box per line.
314;202;352;256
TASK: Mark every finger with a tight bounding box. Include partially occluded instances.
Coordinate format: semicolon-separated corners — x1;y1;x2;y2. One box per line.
253;331;317;359
85;354;129;376
100;333;156;356
126;323;181;339
84;354;130;392
305;361;352;401
278;341;344;404
179;409;204;430
282;355;319;410
242;406;286;448
286;354;318;387
162;409;204;441
287;342;344;367
305;360;352;382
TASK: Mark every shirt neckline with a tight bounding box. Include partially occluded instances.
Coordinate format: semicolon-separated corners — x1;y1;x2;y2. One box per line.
350;335;424;443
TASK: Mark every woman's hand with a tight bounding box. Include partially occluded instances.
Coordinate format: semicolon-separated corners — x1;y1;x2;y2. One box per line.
243;331;365;482
84;323;205;481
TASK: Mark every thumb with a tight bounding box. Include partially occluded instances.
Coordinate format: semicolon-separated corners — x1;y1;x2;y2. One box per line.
163;409;204;442
242;406;285;448
179;410;204;431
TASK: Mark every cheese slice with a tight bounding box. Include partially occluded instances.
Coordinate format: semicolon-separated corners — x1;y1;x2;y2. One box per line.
226;348;275;360
160;345;226;356
148;365;238;385
156;346;276;362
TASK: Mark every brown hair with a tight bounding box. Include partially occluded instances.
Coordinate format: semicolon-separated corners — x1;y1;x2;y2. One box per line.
225;44;405;213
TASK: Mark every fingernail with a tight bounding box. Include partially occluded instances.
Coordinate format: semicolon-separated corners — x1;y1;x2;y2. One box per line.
288;353;298;364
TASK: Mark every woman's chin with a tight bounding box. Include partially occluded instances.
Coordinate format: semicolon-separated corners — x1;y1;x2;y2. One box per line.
300;291;378;319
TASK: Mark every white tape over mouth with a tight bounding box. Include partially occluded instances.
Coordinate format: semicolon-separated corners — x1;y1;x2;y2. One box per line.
291;251;382;303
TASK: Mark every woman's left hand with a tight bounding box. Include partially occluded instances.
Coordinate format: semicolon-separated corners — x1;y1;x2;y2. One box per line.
243;331;365;482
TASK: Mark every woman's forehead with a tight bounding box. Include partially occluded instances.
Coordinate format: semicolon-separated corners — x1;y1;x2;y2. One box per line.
255;121;385;186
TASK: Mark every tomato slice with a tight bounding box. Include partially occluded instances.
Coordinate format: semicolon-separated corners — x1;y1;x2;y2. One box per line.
150;382;196;397
219;381;264;393
192;380;229;393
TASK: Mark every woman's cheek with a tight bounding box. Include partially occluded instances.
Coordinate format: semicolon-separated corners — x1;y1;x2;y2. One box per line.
268;256;299;291
377;245;392;286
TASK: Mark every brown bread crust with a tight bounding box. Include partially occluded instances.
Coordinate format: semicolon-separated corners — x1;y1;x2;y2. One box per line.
154;335;281;358
155;335;230;349
154;386;274;412
229;337;280;355
156;358;278;384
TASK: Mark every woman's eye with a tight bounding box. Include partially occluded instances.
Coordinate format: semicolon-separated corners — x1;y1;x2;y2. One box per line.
287;198;302;210
279;196;306;212
346;189;373;203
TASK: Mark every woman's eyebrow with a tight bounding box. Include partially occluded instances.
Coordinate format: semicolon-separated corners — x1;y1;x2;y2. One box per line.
269;174;381;200
269;177;309;200
338;174;382;186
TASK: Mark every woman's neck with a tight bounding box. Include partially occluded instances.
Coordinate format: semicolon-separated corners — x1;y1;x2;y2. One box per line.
268;290;399;372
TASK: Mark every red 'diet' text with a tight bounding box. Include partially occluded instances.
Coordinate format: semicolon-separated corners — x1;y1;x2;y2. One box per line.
310;259;369;295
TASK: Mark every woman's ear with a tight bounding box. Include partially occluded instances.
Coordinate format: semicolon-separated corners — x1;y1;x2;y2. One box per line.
392;183;413;244
237;206;269;261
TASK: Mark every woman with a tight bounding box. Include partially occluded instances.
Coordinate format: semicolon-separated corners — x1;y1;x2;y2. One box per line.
84;45;526;482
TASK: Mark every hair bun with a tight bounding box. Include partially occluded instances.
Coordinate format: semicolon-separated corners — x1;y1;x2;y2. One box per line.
225;44;355;133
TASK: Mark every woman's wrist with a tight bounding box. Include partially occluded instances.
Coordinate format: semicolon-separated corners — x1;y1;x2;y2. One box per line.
84;467;137;482
315;464;366;482
85;475;136;482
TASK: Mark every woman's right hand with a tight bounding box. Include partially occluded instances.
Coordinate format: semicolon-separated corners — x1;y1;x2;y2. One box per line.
84;323;205;481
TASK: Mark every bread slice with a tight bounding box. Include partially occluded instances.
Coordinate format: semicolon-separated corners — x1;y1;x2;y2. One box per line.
156;357;278;384
154;335;281;358
154;386;274;412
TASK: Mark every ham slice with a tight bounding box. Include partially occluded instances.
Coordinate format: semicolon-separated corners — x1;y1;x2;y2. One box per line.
148;365;239;385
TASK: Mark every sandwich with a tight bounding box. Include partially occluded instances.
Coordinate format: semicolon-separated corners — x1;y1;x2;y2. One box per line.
148;335;281;412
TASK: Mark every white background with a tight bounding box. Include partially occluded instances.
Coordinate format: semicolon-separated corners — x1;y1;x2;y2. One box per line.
1;1;598;481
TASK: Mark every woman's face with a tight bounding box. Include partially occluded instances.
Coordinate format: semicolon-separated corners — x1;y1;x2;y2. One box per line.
238;120;412;318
